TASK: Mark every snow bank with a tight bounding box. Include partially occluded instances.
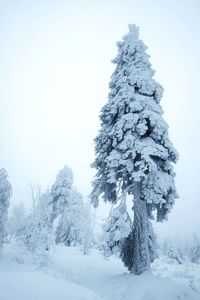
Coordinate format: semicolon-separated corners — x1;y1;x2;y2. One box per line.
0;243;199;300
51;245;199;300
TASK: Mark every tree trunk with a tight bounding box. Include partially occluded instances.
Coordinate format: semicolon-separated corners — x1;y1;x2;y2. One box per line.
131;183;150;274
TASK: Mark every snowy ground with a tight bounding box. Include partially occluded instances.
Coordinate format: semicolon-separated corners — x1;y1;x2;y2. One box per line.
0;243;199;300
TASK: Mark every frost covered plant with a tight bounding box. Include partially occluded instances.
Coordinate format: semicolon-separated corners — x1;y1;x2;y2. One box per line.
91;25;178;274
0;168;12;256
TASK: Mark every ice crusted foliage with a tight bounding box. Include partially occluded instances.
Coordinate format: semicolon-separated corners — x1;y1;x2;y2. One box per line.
0;169;12;256
91;25;178;274
51;165;73;221
102;204;131;257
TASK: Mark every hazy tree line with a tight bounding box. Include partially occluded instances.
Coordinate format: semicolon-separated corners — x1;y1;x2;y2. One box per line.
1;165;93;266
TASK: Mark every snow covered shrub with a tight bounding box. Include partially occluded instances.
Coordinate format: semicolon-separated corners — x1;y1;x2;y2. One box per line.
0;168;12;256
19;191;54;266
91;24;178;274
167;245;183;264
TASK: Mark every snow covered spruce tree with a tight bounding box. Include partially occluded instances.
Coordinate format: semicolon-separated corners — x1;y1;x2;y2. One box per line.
0;168;12;256
91;25;178;274
51;165;93;250
50;165;73;222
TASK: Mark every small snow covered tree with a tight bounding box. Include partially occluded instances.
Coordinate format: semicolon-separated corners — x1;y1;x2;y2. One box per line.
91;25;178;274
51;165;93;251
0;168;12;256
102;204;131;257
56;189;84;246
50;165;73;222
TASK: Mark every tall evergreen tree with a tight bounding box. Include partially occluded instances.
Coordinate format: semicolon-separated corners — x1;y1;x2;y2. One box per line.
0;168;12;256
91;25;178;274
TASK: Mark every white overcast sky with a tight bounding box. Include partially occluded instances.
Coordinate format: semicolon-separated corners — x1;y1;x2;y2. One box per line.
0;0;200;237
